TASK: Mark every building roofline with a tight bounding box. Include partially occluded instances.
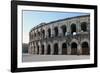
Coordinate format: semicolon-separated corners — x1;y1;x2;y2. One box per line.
30;14;90;33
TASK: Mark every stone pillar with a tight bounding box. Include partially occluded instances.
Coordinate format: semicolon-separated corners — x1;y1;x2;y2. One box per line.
78;44;82;55
44;42;47;55
51;43;53;55
67;21;71;34
67;44;71;55
31;42;33;54
34;42;37;55
38;42;41;55
51;25;54;37
39;45;42;55
87;23;90;32
77;20;80;33
58;26;62;36
45;27;48;38
32;47;34;54
35;30;38;40
29;43;32;54
34;46;36;55
58;41;62;55
31;46;34;54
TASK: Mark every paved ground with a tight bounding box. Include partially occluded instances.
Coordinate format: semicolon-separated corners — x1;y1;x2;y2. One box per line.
22;54;90;62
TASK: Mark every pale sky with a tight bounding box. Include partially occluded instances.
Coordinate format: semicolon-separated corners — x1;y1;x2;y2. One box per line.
22;10;89;43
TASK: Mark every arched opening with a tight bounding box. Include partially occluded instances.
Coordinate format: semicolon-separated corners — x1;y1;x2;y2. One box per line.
34;33;36;37
48;28;51;38
54;27;58;37
47;44;51;55
41;45;44;55
71;24;76;34
71;42;77;55
38;31;40;36
81;42;89;55
37;45;39;54
61;25;67;36
42;30;45;38
54;43;58;55
81;22;87;32
62;43;67;55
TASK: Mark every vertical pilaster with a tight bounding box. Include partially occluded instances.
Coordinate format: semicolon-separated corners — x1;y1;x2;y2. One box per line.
77;44;82;55
44;42;47;55
51;25;54;37
67;21;71;34
50;43;53;55
59;41;62;55
58;25;62;36
67;44;71;55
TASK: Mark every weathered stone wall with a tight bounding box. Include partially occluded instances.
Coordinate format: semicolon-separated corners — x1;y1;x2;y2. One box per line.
28;15;90;55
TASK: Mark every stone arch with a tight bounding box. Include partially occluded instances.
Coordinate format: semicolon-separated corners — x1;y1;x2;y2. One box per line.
81;40;90;55
62;42;67;55
42;29;45;38
61;25;67;36
53;43;58;55
38;31;40;36
71;23;76;34
47;44;51;55
70;39;78;55
48;28;51;38
54;27;58;37
70;39;79;45
71;42;77;55
81;39;89;46
81;22;87;32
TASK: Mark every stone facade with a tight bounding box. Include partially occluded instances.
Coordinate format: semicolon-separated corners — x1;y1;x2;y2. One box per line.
28;15;90;55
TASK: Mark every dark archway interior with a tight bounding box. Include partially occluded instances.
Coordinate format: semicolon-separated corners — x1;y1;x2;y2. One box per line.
48;28;51;38
82;42;89;55
42;30;45;38
71;42;77;48
34;33;36;37
71;42;77;55
61;25;66;36
81;22;87;32
37;45;39;54
62;43;67;55
71;24;76;34
82;42;89;48
54;27;58;37
47;44;51;55
54;43;58;55
38;32;40;36
41;45;44;55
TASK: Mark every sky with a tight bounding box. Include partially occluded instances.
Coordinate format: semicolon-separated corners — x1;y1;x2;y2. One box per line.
22;10;89;43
